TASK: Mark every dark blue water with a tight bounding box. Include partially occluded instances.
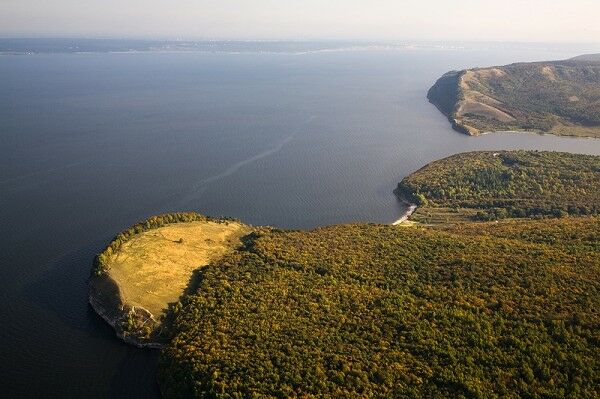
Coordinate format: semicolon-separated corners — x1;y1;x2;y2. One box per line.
2;45;600;397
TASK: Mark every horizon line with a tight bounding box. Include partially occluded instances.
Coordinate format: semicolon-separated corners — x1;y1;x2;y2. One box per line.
1;35;600;46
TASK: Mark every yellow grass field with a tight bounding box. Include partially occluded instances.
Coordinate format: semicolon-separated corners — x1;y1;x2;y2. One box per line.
105;220;250;318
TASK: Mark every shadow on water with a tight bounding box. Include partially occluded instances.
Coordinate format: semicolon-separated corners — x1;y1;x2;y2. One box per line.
23;242;161;398
110;349;161;398
24;242;112;336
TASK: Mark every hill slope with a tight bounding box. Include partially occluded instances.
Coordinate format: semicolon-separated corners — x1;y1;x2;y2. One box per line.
428;56;600;137
572;54;600;62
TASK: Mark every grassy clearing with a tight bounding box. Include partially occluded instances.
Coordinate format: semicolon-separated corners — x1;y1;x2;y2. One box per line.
106;220;250;318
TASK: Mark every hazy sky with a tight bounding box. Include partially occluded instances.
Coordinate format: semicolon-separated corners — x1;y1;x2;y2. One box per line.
1;0;599;42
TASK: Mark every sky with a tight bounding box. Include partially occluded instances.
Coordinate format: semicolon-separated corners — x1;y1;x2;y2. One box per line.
1;0;599;42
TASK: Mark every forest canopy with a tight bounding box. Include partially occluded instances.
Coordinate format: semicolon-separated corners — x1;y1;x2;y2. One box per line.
159;217;600;398
157;151;600;398
396;150;600;222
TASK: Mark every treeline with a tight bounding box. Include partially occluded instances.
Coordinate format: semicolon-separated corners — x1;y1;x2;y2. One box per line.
159;217;600;398
92;212;237;276
397;151;600;222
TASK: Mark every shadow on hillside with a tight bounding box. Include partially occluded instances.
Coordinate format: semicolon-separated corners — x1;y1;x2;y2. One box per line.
159;231;260;338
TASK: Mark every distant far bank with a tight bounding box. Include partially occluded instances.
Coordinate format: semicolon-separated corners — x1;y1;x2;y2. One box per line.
2;38;599;56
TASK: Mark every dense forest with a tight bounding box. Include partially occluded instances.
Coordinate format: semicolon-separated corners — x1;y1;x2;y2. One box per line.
154;151;600;398
396;151;600;223
428;56;600;137
85;151;600;397
159;217;600;398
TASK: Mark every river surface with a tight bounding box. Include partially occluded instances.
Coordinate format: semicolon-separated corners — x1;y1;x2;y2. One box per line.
2;42;600;397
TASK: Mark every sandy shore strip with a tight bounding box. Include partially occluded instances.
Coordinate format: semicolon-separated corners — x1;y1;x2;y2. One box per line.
392;203;417;225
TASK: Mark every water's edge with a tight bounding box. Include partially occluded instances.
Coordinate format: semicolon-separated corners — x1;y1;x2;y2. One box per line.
88;275;164;349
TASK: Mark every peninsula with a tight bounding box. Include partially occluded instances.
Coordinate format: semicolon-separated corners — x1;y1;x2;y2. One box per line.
428;55;600;137
90;150;600;397
89;213;250;347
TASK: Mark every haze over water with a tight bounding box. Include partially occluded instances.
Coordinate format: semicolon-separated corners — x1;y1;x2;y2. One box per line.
2;41;600;397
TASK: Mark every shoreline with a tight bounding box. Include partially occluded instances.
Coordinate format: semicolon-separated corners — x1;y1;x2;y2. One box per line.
88;274;164;349
88;214;249;348
392;202;417;225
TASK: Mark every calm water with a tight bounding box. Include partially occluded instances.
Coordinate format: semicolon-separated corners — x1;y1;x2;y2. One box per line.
2;44;600;397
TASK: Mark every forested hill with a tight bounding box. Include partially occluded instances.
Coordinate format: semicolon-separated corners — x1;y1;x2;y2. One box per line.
160;218;600;398
159;152;600;398
396;150;600;223
427;56;600;137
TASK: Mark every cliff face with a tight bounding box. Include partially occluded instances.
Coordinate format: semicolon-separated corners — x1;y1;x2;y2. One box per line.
89;274;164;348
427;70;461;117
427;70;478;135
427;56;600;137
